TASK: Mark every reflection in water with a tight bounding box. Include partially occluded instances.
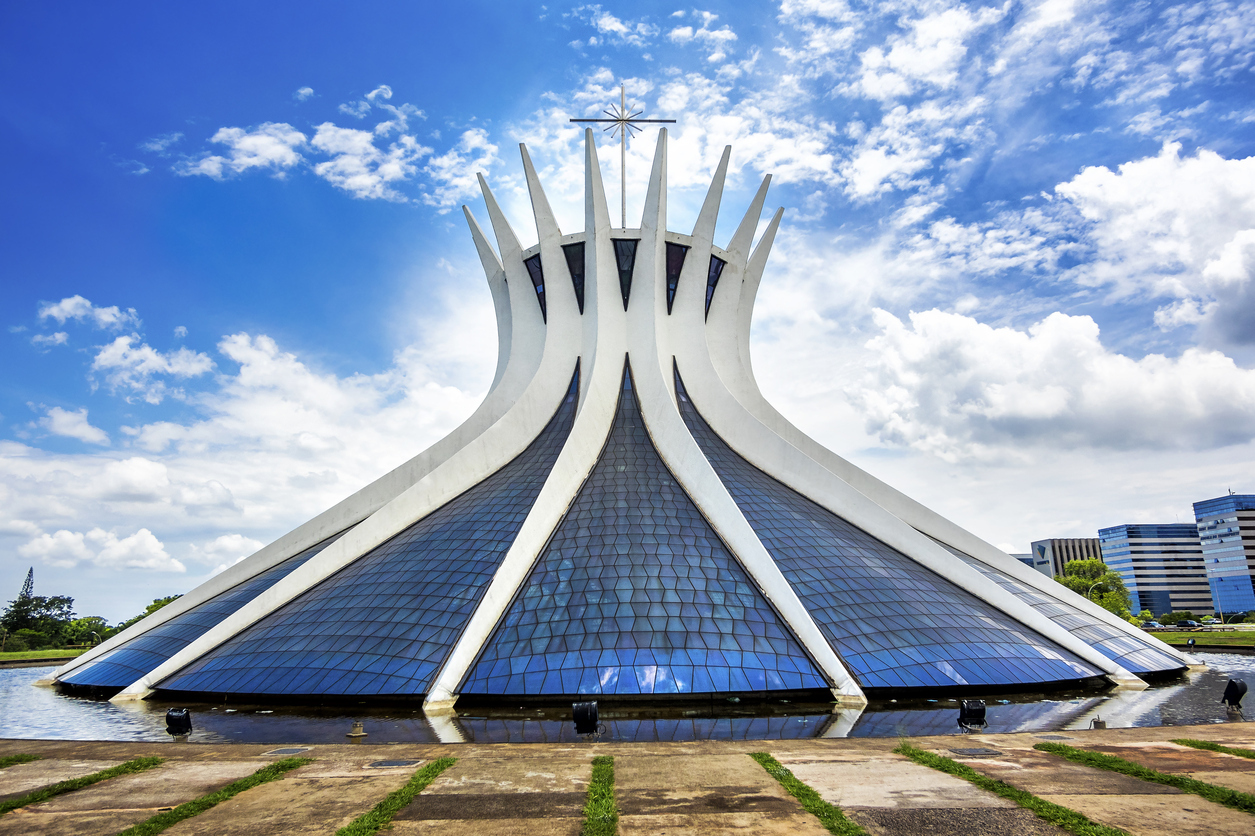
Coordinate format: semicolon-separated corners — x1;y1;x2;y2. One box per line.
3;654;1253;744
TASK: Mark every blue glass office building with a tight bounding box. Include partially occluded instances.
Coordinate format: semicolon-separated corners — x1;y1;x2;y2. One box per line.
53;133;1190;705
1194;495;1255;616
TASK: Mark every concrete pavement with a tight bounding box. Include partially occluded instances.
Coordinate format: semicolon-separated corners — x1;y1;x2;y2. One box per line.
0;723;1252;835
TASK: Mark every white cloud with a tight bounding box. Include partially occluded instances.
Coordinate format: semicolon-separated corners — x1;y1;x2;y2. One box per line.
174;325;188;338
201;533;265;574
39;295;140;330
176;122;307;179
91;335;215;403
851;6;1005;101
421;128;500;210
31;332;68;348
17;527;184;572
294;86;314;101
141;132;183;154
40;407;109;445
852;308;1255;461
665;14;737;62
571;5;660;47
310;123;431;200
339;100;372;119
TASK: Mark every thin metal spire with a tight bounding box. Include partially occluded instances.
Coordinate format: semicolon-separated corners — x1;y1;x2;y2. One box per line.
570;83;675;228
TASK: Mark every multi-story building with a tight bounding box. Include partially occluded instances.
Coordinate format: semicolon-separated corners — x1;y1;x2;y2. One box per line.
1097;524;1212;617
1194;494;1255;617
1031;538;1103;578
1012;553;1053;577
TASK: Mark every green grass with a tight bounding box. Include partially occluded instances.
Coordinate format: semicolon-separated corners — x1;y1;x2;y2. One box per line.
1173;738;1255;760
895;743;1128;836
582;755;618;836
1153;632;1254;646
749;751;868;836
335;756;456;836
1034;742;1255;815
112;757;311;836
0;648;88;662
0;756;163;817
0;754;41;770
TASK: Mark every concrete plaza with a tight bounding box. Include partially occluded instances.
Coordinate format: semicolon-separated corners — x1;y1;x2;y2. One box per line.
2;722;1254;835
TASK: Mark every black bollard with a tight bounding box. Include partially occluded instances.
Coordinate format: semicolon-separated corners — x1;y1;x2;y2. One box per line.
165;708;192;737
573;701;599;735
958;699;987;731
1222;679;1247;709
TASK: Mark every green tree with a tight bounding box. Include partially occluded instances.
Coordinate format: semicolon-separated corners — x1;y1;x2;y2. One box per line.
64;616;110;646
1158;611;1197;625
1;569;76;646
1054;559;1132;618
1136;609;1154;623
113;595;182;633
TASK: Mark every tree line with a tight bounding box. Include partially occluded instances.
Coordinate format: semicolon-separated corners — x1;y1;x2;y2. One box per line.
0;568;181;653
1054;559;1255;624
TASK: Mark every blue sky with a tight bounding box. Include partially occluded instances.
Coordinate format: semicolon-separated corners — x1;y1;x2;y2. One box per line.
3;0;1254;622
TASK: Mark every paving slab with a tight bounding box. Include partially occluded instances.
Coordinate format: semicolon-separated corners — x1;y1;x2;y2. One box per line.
617;811;830;834
389;819;581;835
161;762;410;836
0;760;267;836
0;759;120;803
946;748;1184;796
394;756;589;827
847;806;1069;836
1069;741;1255;794
777;751;1017;809
615;753;822;833
1036;792;1254;836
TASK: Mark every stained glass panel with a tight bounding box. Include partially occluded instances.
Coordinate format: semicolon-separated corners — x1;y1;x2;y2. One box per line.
675;370;1105;691
157;366;581;697
462;362;827;696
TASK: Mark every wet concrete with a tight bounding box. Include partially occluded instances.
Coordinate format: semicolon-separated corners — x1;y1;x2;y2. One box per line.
0;723;1252;835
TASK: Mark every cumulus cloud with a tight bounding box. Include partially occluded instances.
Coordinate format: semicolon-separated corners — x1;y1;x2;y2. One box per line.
570;5;660;48
310;123;431;200
91;335;215;403
1055;142;1255;342
201;533;265;574
176;122;307;179
31;332;68;348
141;132;183;154
293;86;314;101
39;407;109;445
666;12;738;62
39;295;139;330
18;527;184;572
852;308;1255;461
421;128;500;210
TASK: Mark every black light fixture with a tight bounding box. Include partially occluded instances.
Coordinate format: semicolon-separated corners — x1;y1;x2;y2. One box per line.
165;708;192;737
573;701;600;735
958;699;987;732
1187;638;1196;648
1222;678;1247;710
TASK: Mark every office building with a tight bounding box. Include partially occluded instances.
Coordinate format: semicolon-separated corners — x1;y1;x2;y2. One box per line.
1097;524;1212;617
1194;494;1255;616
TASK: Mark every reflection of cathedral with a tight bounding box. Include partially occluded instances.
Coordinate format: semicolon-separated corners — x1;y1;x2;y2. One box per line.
54;131;1190;707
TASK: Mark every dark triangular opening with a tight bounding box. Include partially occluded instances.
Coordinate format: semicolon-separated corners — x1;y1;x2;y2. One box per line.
612;239;637;310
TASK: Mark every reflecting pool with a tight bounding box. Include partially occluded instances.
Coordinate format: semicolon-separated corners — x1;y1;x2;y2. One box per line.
2;654;1252;744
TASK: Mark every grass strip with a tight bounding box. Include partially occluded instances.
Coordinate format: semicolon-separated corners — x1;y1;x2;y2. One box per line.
0;648;89;662
335;756;456;836
1035;741;1255;815
582;754;618;836
1173;738;1255;760
0;754;41;770
895;743;1127;836
0;756;163;817
749;751;868;836
113;756;311;836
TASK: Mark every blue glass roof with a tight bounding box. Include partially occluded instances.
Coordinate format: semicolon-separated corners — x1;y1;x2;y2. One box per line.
675;370;1104;691
946;547;1186;675
157;365;580;697
462;362;828;696
60;534;341;689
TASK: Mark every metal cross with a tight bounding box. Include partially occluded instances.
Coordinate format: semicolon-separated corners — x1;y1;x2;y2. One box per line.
570;83;675;228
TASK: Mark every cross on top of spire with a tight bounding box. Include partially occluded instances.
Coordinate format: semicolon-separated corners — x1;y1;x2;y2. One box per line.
570;83;675;228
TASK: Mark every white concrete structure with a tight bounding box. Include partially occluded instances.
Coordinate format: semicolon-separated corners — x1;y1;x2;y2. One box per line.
52;133;1194;707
